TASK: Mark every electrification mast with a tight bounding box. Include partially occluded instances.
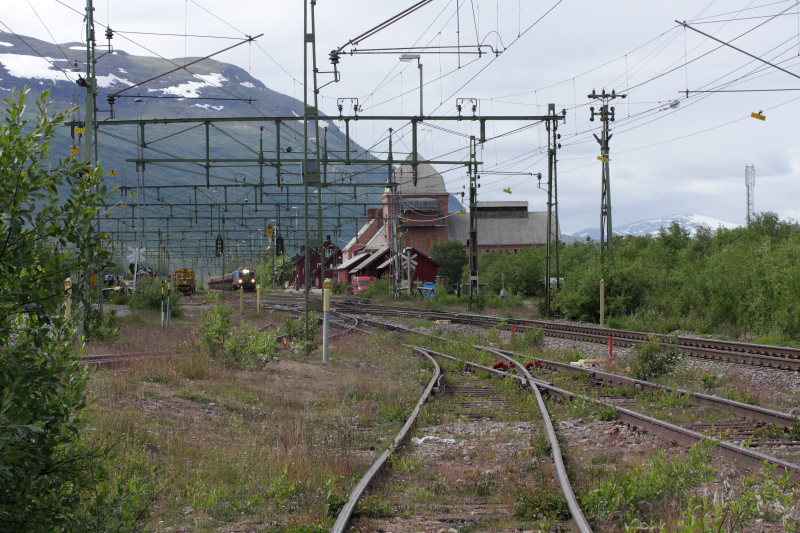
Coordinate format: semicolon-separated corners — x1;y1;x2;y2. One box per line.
468;136;479;311
589;89;625;259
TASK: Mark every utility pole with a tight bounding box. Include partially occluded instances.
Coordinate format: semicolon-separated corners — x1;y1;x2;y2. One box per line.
468;136;479;311
388;128;402;295
745;164;755;225
589;89;625;260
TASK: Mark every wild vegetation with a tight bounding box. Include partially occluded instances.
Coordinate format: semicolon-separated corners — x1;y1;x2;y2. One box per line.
0;89;142;530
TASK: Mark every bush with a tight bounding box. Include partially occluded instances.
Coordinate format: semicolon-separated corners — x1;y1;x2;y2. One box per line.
129;278;182;317
282;312;320;354
0;89;143;530
201;305;233;356
223;323;279;368
631;336;684;381
86;308;120;342
512;327;544;351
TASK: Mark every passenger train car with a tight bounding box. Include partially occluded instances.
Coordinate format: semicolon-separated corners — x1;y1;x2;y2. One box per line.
208;267;257;292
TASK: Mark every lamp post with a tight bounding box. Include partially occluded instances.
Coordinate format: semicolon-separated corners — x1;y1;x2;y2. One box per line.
399;53;423;116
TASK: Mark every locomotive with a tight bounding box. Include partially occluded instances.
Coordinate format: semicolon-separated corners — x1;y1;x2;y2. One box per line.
208;267;257;292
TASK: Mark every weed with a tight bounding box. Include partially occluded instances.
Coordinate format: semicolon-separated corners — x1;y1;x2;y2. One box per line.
580;440;716;524
643;389;691;409
671;463;800;531
86;308;120;342
356;494;393;517
461;474;498;497
283;312;321;354
200;304;232;356
530;433;551;458
632;336;684;381
223;322;280;369
514;486;570;522
598;404;618;421
699;372;723;390
512;327;545;351
410;318;437;328
388;454;420;474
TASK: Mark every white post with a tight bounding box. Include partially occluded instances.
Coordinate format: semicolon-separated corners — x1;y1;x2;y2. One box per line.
322;278;331;363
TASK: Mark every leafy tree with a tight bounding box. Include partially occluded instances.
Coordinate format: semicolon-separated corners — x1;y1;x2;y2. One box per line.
0;89;136;530
430;240;467;292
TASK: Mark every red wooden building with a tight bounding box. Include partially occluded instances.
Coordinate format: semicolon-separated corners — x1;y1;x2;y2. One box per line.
289;240;342;289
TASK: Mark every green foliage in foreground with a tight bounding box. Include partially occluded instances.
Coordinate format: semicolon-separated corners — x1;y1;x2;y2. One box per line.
553;216;800;339
282;312;321;354
581;441;716;525
201;304;233;356
223;323;280;369
0;89;142;530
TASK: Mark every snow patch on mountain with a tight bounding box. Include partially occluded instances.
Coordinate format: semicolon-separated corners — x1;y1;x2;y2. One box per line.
0;41;13;47
0;53;65;81
573;213;741;240
148;73;227;98
96;73;131;88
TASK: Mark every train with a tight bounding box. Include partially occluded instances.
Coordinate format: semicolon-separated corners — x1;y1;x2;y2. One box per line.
208;267;257;292
174;268;196;295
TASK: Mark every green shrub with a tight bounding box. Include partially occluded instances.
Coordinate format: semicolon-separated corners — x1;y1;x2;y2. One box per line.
512;327;545;350
631;336;684;381
581;440;715;524
85;308;120;342
514;486;570;521
282;312;321;354
201;305;233;356
223;323;279;368
129;278;181;317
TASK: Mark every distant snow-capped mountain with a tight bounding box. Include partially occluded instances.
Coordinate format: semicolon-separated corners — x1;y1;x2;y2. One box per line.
572;214;741;240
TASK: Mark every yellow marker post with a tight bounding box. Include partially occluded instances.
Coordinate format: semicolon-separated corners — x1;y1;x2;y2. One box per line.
256;284;261;315
322;278;331;363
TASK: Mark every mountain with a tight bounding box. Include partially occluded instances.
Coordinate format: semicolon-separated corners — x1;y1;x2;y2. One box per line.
572;214;742;241
0;31;385;262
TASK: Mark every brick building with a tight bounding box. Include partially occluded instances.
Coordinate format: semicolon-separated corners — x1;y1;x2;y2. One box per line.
343;154;559;263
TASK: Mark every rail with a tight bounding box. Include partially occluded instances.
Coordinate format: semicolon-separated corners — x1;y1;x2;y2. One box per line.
330;346;442;533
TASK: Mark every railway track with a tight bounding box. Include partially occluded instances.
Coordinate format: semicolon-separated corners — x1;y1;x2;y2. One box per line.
332;299;800;370
333;345;591;533
343;312;800;481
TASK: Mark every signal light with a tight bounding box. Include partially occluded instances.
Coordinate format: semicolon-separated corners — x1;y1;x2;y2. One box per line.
215;235;224;257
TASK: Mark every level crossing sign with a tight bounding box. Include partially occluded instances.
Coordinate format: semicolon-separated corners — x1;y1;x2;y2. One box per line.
126;246;146;264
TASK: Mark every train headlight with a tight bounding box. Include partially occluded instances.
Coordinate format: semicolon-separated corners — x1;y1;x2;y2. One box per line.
251;278;255;282
238;279;243;283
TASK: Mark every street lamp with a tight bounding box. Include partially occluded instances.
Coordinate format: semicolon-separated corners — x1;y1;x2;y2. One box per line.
399;53;423;117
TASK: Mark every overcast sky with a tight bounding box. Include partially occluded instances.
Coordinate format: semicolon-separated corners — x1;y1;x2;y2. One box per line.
2;0;800;233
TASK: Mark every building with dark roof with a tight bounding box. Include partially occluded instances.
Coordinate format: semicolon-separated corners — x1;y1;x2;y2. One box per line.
340;153;558;283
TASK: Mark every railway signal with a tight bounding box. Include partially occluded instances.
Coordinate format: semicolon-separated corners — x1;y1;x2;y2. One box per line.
215;235;224;257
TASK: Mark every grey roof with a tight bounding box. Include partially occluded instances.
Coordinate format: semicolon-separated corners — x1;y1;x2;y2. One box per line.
349;249;389;274
476;201;529;209
335;253;370;271
386;153;448;195
447;212;560;246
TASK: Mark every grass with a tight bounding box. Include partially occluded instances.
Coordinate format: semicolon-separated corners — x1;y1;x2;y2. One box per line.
84;307;427;531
